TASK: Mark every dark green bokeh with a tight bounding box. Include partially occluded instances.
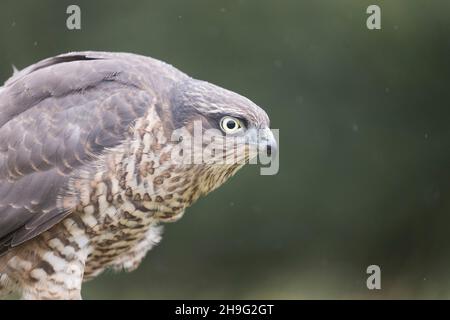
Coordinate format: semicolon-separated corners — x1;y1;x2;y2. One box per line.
1;0;449;299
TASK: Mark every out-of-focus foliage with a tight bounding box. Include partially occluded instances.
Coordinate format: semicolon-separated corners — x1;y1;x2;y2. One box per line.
1;0;449;299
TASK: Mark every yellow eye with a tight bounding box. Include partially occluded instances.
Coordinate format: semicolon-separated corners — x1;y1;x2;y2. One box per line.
220;116;243;134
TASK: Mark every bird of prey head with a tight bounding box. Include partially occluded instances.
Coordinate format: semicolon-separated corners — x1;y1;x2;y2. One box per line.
161;78;277;193
0;51;276;299
172;78;276;154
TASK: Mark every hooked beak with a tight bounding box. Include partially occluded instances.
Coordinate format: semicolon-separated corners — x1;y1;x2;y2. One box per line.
258;127;277;157
246;127;278;157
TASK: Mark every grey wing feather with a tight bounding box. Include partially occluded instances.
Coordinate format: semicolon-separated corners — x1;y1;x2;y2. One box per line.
0;52;157;252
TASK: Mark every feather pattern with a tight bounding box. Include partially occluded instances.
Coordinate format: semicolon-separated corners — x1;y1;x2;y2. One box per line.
0;52;178;251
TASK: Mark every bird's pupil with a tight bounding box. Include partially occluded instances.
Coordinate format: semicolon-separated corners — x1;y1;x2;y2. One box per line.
226;121;236;130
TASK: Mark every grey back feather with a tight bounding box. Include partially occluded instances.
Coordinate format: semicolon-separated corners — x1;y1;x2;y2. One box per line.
0;51;185;253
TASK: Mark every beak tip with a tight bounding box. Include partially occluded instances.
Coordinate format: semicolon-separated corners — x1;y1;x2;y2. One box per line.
258;129;277;157
267;139;278;157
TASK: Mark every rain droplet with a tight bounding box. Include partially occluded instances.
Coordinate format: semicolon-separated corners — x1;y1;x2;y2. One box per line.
274;59;283;68
295;96;303;104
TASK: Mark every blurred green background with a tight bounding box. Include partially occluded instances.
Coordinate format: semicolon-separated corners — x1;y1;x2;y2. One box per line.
1;0;450;299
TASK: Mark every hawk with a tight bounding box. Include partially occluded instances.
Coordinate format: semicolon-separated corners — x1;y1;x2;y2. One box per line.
0;52;276;299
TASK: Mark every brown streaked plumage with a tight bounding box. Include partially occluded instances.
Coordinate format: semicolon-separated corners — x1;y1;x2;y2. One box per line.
0;51;276;299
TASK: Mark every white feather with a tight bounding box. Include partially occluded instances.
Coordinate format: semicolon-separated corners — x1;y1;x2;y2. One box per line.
12;64;19;75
